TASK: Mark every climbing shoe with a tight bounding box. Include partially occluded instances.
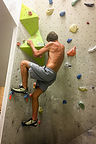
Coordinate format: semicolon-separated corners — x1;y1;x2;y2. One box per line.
11;86;28;93
22;118;38;127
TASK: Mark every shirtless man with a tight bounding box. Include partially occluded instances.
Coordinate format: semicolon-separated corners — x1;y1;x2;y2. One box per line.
12;31;65;127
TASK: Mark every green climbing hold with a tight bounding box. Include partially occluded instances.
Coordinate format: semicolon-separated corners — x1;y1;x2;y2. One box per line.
78;101;85;110
71;0;80;6
20;4;39;35
20;4;45;66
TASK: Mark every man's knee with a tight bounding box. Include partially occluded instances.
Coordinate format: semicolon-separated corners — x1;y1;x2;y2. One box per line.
32;88;43;99
20;60;30;69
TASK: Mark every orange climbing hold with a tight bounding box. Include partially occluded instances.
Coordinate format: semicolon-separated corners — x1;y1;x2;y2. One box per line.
67;46;76;56
33;82;36;88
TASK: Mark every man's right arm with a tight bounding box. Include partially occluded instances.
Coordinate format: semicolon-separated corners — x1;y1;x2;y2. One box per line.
27;40;52;57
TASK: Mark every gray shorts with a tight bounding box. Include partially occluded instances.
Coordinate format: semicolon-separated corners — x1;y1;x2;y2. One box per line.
28;62;57;91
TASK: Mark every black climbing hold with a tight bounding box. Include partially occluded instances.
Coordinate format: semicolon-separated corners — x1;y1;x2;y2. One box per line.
63;100;67;104
84;3;94;7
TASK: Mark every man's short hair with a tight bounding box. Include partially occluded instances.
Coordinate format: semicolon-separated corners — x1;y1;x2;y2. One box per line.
46;31;58;42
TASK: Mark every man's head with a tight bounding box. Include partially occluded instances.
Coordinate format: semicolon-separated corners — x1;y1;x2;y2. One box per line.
46;31;58;42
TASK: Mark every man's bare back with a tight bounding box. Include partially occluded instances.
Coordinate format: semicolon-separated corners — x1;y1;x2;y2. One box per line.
46;41;64;72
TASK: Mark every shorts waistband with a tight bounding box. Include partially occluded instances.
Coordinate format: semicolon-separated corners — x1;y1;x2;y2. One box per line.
44;66;57;74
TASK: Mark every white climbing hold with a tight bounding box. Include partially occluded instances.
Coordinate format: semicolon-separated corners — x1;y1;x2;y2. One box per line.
88;45;96;53
69;24;78;33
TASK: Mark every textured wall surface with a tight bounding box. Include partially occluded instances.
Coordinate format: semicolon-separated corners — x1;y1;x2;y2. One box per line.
1;0;96;144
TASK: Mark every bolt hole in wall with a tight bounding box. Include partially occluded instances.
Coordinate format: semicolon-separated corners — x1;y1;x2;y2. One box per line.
0;0;16;113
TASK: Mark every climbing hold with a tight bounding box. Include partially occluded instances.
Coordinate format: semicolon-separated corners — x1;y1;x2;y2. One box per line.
26;98;28;102
40;55;42;58
29;93;33;97
60;11;65;17
77;74;82;79
46;8;54;15
78;101;85;110
88;45;96;53
33;82;36;89
67;38;72;43
78;87;88;92
69;24;78;33
20;4;45;66
9;95;12;100
38;120;41;125
64;62;72;68
49;0;53;4
28;11;32;16
24;93;29;99
39;106;43;113
86;22;90;25
84;3;94;7
9;91;14;100
67;46;76;56
63;100;67;104
92;86;95;89
23;40;25;43
17;42;21;46
71;0;80;6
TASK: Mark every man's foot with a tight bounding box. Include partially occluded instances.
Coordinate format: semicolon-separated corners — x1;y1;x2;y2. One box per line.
11;85;28;93
21;118;38;127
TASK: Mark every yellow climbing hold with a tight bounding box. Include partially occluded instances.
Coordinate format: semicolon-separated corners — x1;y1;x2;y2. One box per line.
46;8;54;15
78;87;88;92
39;106;43;113
69;24;78;33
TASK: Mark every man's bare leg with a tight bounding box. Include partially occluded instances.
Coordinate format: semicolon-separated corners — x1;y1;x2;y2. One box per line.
22;87;43;127
20;60;30;89
32;87;43;120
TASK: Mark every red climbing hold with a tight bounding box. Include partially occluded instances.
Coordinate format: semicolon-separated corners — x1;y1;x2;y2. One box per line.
29;93;33;97
26;98;28;102
17;42;21;46
38;120;41;125
9;95;12;100
28;11;32;16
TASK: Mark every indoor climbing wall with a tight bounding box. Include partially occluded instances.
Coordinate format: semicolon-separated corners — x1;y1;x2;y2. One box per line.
1;0;96;144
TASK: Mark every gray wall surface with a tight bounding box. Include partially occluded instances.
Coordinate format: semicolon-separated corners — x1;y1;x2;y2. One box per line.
1;0;96;144
0;0;15;86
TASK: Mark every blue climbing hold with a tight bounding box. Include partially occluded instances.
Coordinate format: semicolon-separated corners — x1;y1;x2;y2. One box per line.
49;0;53;4
77;74;82;79
9;90;14;95
63;100;67;104
24;93;29;99
60;11;65;17
67;38;72;43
